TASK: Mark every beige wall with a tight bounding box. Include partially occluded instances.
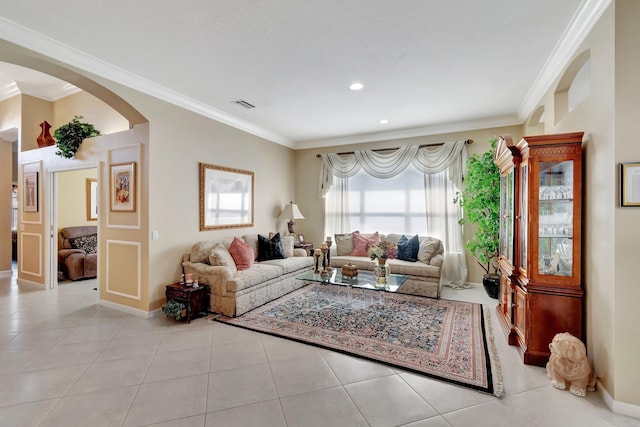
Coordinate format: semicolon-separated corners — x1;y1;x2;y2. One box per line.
294;125;523;285
56;168;98;230
522;0;639;408
53;91;130;135
21;95;53;152
0;139;12;273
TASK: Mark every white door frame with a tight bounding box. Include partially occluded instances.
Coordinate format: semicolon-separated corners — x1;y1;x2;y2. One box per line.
46;162;100;289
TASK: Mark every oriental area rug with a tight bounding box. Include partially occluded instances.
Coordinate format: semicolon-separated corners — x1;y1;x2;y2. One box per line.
216;284;504;397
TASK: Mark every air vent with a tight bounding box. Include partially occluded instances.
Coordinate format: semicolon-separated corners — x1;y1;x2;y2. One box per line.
232;99;255;109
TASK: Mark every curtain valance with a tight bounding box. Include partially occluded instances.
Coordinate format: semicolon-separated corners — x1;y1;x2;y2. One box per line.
320;140;468;198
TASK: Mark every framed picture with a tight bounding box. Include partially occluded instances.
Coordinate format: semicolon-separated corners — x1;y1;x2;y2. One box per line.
86;178;98;221
298;234;305;243
200;163;254;231
620;162;640;207
110;162;136;212
23;171;38;213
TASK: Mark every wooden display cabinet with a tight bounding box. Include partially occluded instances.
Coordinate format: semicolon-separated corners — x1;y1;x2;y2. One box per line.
495;132;584;366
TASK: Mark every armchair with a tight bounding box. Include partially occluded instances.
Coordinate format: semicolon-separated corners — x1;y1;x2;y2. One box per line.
58;226;98;281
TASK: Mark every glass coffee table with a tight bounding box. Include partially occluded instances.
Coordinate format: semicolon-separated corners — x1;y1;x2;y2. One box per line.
296;268;408;306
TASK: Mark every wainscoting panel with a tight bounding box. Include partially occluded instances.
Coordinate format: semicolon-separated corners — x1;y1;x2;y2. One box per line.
105;239;141;300
20;232;42;277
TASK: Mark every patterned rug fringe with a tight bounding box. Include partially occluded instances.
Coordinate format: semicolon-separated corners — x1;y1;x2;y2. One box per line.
483;304;504;398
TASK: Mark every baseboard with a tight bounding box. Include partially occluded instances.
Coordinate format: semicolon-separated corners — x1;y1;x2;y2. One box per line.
597;379;640;419
98;299;155;319
0;270;12;278
17;277;44;287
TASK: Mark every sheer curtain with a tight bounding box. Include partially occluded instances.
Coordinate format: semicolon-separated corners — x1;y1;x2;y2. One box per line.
320;141;469;286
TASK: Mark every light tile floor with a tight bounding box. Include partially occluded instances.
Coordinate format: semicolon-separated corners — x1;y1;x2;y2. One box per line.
0;265;638;427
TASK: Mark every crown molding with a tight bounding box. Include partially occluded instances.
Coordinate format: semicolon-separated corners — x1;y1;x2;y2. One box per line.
0;16;294;148
295;114;522;150
518;0;612;121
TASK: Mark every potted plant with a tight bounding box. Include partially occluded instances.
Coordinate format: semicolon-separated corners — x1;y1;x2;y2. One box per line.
53;115;101;159
454;136;501;298
162;300;187;320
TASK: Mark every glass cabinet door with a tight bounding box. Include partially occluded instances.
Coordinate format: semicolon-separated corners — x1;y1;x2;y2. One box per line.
499;171;515;265
537;160;574;277
519;164;528;274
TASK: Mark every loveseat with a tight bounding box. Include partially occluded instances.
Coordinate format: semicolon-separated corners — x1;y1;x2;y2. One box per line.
329;231;444;298
58;226;98;281
182;233;314;317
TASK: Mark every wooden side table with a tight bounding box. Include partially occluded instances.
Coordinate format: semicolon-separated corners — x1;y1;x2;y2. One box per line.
294;242;314;256
165;283;210;323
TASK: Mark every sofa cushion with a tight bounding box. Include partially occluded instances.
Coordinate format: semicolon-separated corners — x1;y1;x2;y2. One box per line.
261;256;314;274
68;234;97;254
387;259;441;279
229;237;255;270
227;263;283;293
350;232;380;256
209;243;237;275
191;240;216;264
242;234;260;261
257;233;286;261
418;237;442;263
335;231;356;256
397;234;419;262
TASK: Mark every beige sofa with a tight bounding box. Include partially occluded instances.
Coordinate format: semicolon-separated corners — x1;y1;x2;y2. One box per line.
329;232;444;298
182;234;314;317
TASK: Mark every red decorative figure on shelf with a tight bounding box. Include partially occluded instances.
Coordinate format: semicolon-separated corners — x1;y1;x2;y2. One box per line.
37;121;56;148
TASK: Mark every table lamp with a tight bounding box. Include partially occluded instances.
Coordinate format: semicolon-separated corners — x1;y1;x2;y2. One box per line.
278;201;304;235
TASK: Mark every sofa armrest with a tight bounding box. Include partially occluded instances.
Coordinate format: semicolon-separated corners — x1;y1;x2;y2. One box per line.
58;248;86;258
430;253;444;268
182;253;191;263
182;261;234;296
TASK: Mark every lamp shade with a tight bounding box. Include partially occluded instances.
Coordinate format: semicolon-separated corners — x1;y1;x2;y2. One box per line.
278;202;305;220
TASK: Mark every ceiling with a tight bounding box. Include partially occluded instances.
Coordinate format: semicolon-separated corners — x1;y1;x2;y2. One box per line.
0;1;608;149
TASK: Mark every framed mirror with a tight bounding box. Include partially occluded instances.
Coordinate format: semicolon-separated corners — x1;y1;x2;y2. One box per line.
199;163;254;231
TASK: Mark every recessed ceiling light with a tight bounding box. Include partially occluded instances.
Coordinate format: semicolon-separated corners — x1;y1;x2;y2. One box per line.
349;82;364;91
379;119;389;124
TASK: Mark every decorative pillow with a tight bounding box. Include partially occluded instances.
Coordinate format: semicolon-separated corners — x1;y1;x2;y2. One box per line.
242;234;260;261
281;235;295;258
334;231;357;256
190;240;217;264
418;238;442;263
229;237;254;270
397;234;419;262
68;234;98;254
208;243;237;275
257;233;286;261
350;232;380;257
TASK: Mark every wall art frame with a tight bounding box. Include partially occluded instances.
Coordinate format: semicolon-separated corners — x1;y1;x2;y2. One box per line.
23;171;38;213
200;163;254;231
620;162;640;207
110;162;136;212
86;178;98;220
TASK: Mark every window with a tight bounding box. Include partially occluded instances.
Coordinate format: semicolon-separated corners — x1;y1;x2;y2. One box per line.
344;166;448;235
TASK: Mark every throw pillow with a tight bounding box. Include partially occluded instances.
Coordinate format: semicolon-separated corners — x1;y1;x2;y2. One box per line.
229;237;254;270
242;234;260;261
335;231;357;256
208;243;238;275
281;235;295;258
418;238;443;263
68;234;98;254
190;240;217;264
257;233;286;261
350;232;379;257
397;234;419;262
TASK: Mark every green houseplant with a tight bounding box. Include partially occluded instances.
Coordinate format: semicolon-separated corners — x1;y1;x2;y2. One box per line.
53;115;101;159
454;136;501;298
162;299;186;320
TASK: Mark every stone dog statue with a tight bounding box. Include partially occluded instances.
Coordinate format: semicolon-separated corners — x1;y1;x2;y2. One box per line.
546;332;596;396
